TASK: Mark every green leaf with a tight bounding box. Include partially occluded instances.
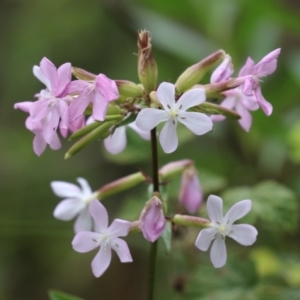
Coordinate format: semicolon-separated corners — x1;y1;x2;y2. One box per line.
48;290;84;300
161;220;172;254
221;180;299;232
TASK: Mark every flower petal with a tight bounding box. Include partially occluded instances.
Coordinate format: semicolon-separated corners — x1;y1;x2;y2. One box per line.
77;177;92;197
72;231;101;253
51;181;81;198
156;82;175;110
206;195;223;224
89;200;108;232
254;87;273;116
69;88;92;121
92;90;108;121
104;126;127;154
135;108;169;131
48;131;61;150
91;246;112;277
14;101;33;113
238;57;255;77
39;57;59;93
210;236;227;268
110;238;133;263
53;199;85;221
195;228;216;251
224;199;252;225
108;219;131;238
74;208;93;233
128;122;151;140
95;74;119;101
33;65;51;91
159;120;178;153
176;88;206;110
236;102;252;132
57;62;71;96
33;132;47;156
178;112;213;135
229;224;258;246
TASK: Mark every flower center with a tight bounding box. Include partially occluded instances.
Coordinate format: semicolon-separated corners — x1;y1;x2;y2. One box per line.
216;223;231;238
100;232;111;250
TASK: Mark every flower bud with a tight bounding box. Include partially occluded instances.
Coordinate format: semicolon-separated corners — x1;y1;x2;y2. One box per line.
72;67;96;81
175;50;225;94
179;167;203;213
139;196;166;242
137;30;158;93
115;80;144;97
210;54;233;83
159;159;193;181
172;214;210;228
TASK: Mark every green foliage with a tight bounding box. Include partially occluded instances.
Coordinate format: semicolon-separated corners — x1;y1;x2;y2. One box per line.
48;290;84;300
221;180;299;232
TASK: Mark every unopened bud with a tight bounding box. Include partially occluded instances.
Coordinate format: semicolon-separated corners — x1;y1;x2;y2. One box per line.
210;54;234;83
72;67;97;81
159;159;193;181
175;50;225;94
173;214;210;228
179;167;203;213
137;30;158;93
115;80;144;97
139;196;166;242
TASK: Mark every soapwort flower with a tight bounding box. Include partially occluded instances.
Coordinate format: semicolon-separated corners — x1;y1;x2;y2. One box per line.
136;82;213;153
72;200;132;277
51;178;98;233
195;195;257;268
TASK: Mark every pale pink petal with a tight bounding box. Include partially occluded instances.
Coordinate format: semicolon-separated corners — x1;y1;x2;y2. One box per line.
69;88;93;121
240;94;259;111
72;231;100;253
74;208;93;233
89;200;108;232
43;109;60;144
110;238;132;263
108;219;131;238
255;49;281;77
238;57;255;76
159;120;178;153
104;126;127;154
211;115;226;122
48;132;61;150
195;228;216;251
95;74;119;101
254;87;273;116
178;112;213;135
33;132;47;156
68;115;85;133
236;102;252;132
135;108;169;131
29;100;49;122
58;100;69;138
156;82;175;110
39;57;58;94
91;246;112;277
51;181;82;198
176;88;206;110
210;56;233;83
53;199;85;220
224;199;252;225
229;224;258;246
128;122;151;140
92;91;108;121
33;66;51;91
243;77;255;96
258;48;281;64
65;80;89;95
77;177;93;196
207;195;223;224
14;101;33;113
57;62;71;96
210;236;227;268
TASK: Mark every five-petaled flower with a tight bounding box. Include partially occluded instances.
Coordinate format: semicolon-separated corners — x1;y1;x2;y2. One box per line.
195;195;257;268
51;177;98;233
72;200;132;277
136;82;213;153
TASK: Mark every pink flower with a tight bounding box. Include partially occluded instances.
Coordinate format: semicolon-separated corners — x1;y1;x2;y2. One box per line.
195;195;257;268
51;178;98;233
136;82;213;153
179;168;203;213
241;48;281;116
14;57;73;155
139;196;166;242
72;200;132;277
70;74;119;122
210;55;234;84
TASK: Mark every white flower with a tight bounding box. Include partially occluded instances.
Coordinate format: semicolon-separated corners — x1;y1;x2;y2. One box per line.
51;178;98;233
195;195;258;268
135;82;213;153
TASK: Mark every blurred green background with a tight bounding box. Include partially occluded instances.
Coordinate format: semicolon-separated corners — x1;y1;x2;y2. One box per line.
1;0;300;299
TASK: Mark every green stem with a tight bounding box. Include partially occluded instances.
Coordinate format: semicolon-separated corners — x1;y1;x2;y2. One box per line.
148;127;159;300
